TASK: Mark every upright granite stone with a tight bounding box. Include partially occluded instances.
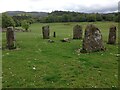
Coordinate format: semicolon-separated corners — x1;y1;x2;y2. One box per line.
73;25;82;39
108;25;117;44
42;25;50;39
6;27;16;49
81;24;105;53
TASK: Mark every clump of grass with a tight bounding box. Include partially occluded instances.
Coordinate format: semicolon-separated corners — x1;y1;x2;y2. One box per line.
43;73;61;82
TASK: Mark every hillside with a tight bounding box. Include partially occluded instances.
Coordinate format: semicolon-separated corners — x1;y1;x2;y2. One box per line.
5;11;48;17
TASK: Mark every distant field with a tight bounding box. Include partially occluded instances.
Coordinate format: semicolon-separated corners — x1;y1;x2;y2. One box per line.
2;22;118;88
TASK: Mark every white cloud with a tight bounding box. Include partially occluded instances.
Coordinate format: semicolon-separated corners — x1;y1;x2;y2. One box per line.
0;0;119;13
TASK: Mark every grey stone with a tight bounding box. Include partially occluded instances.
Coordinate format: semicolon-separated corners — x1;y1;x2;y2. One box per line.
73;25;82;39
81;24;105;53
6;27;16;50
108;25;117;44
42;25;50;39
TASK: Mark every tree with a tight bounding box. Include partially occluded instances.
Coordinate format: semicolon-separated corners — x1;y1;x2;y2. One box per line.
61;14;70;22
21;20;30;31
28;18;35;24
102;14;114;21
113;13;119;22
13;19;21;27
96;13;103;21
86;14;96;22
45;16;54;23
2;13;15;28
35;11;118;23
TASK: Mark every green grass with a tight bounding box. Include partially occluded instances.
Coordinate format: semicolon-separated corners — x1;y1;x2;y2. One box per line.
2;22;118;88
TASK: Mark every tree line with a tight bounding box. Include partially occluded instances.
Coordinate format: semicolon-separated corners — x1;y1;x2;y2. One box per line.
38;11;119;23
2;11;119;29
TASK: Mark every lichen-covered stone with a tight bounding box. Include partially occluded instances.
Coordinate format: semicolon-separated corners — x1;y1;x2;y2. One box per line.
108;25;117;44
42;25;50;39
73;25;82;39
81;24;105;53
6;27;16;49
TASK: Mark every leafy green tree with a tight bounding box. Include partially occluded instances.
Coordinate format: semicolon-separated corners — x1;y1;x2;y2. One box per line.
45;16;54;23
54;16;63;22
86;14;96;22
61;14;70;22
28;18;35;24
113;13;119;22
102;14;114;21
113;16;118;22
2;13;15;28
21;20;30;31
74;15;86;22
96;13;103;21
13;19;21;27
35;11;118;23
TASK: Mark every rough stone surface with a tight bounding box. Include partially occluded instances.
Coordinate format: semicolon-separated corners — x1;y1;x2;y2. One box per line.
42;25;50;39
6;27;16;49
81;24;105;53
73;25;82;39
108;25;117;44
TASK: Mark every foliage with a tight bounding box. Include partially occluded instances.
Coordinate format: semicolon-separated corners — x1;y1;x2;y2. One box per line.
2;13;15;28
102;14;114;21
2;11;118;26
37;11;118;23
21;20;30;31
12;15;34;27
113;13;120;22
96;13;103;21
86;14;96;22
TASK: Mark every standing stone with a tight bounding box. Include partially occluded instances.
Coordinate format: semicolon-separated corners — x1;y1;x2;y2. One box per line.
73;25;82;39
81;24;105;53
108;25;117;44
53;32;56;37
6;27;16;50
42;25;50;39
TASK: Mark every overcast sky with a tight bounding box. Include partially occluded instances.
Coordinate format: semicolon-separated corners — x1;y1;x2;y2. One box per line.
0;0;119;13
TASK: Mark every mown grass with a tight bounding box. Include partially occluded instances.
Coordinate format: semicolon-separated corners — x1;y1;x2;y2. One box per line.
2;22;118;88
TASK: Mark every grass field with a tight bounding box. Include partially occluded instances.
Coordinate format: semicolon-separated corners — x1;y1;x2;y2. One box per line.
2;22;118;88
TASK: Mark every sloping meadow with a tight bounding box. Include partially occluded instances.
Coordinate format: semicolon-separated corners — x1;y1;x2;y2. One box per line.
2;22;118;88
